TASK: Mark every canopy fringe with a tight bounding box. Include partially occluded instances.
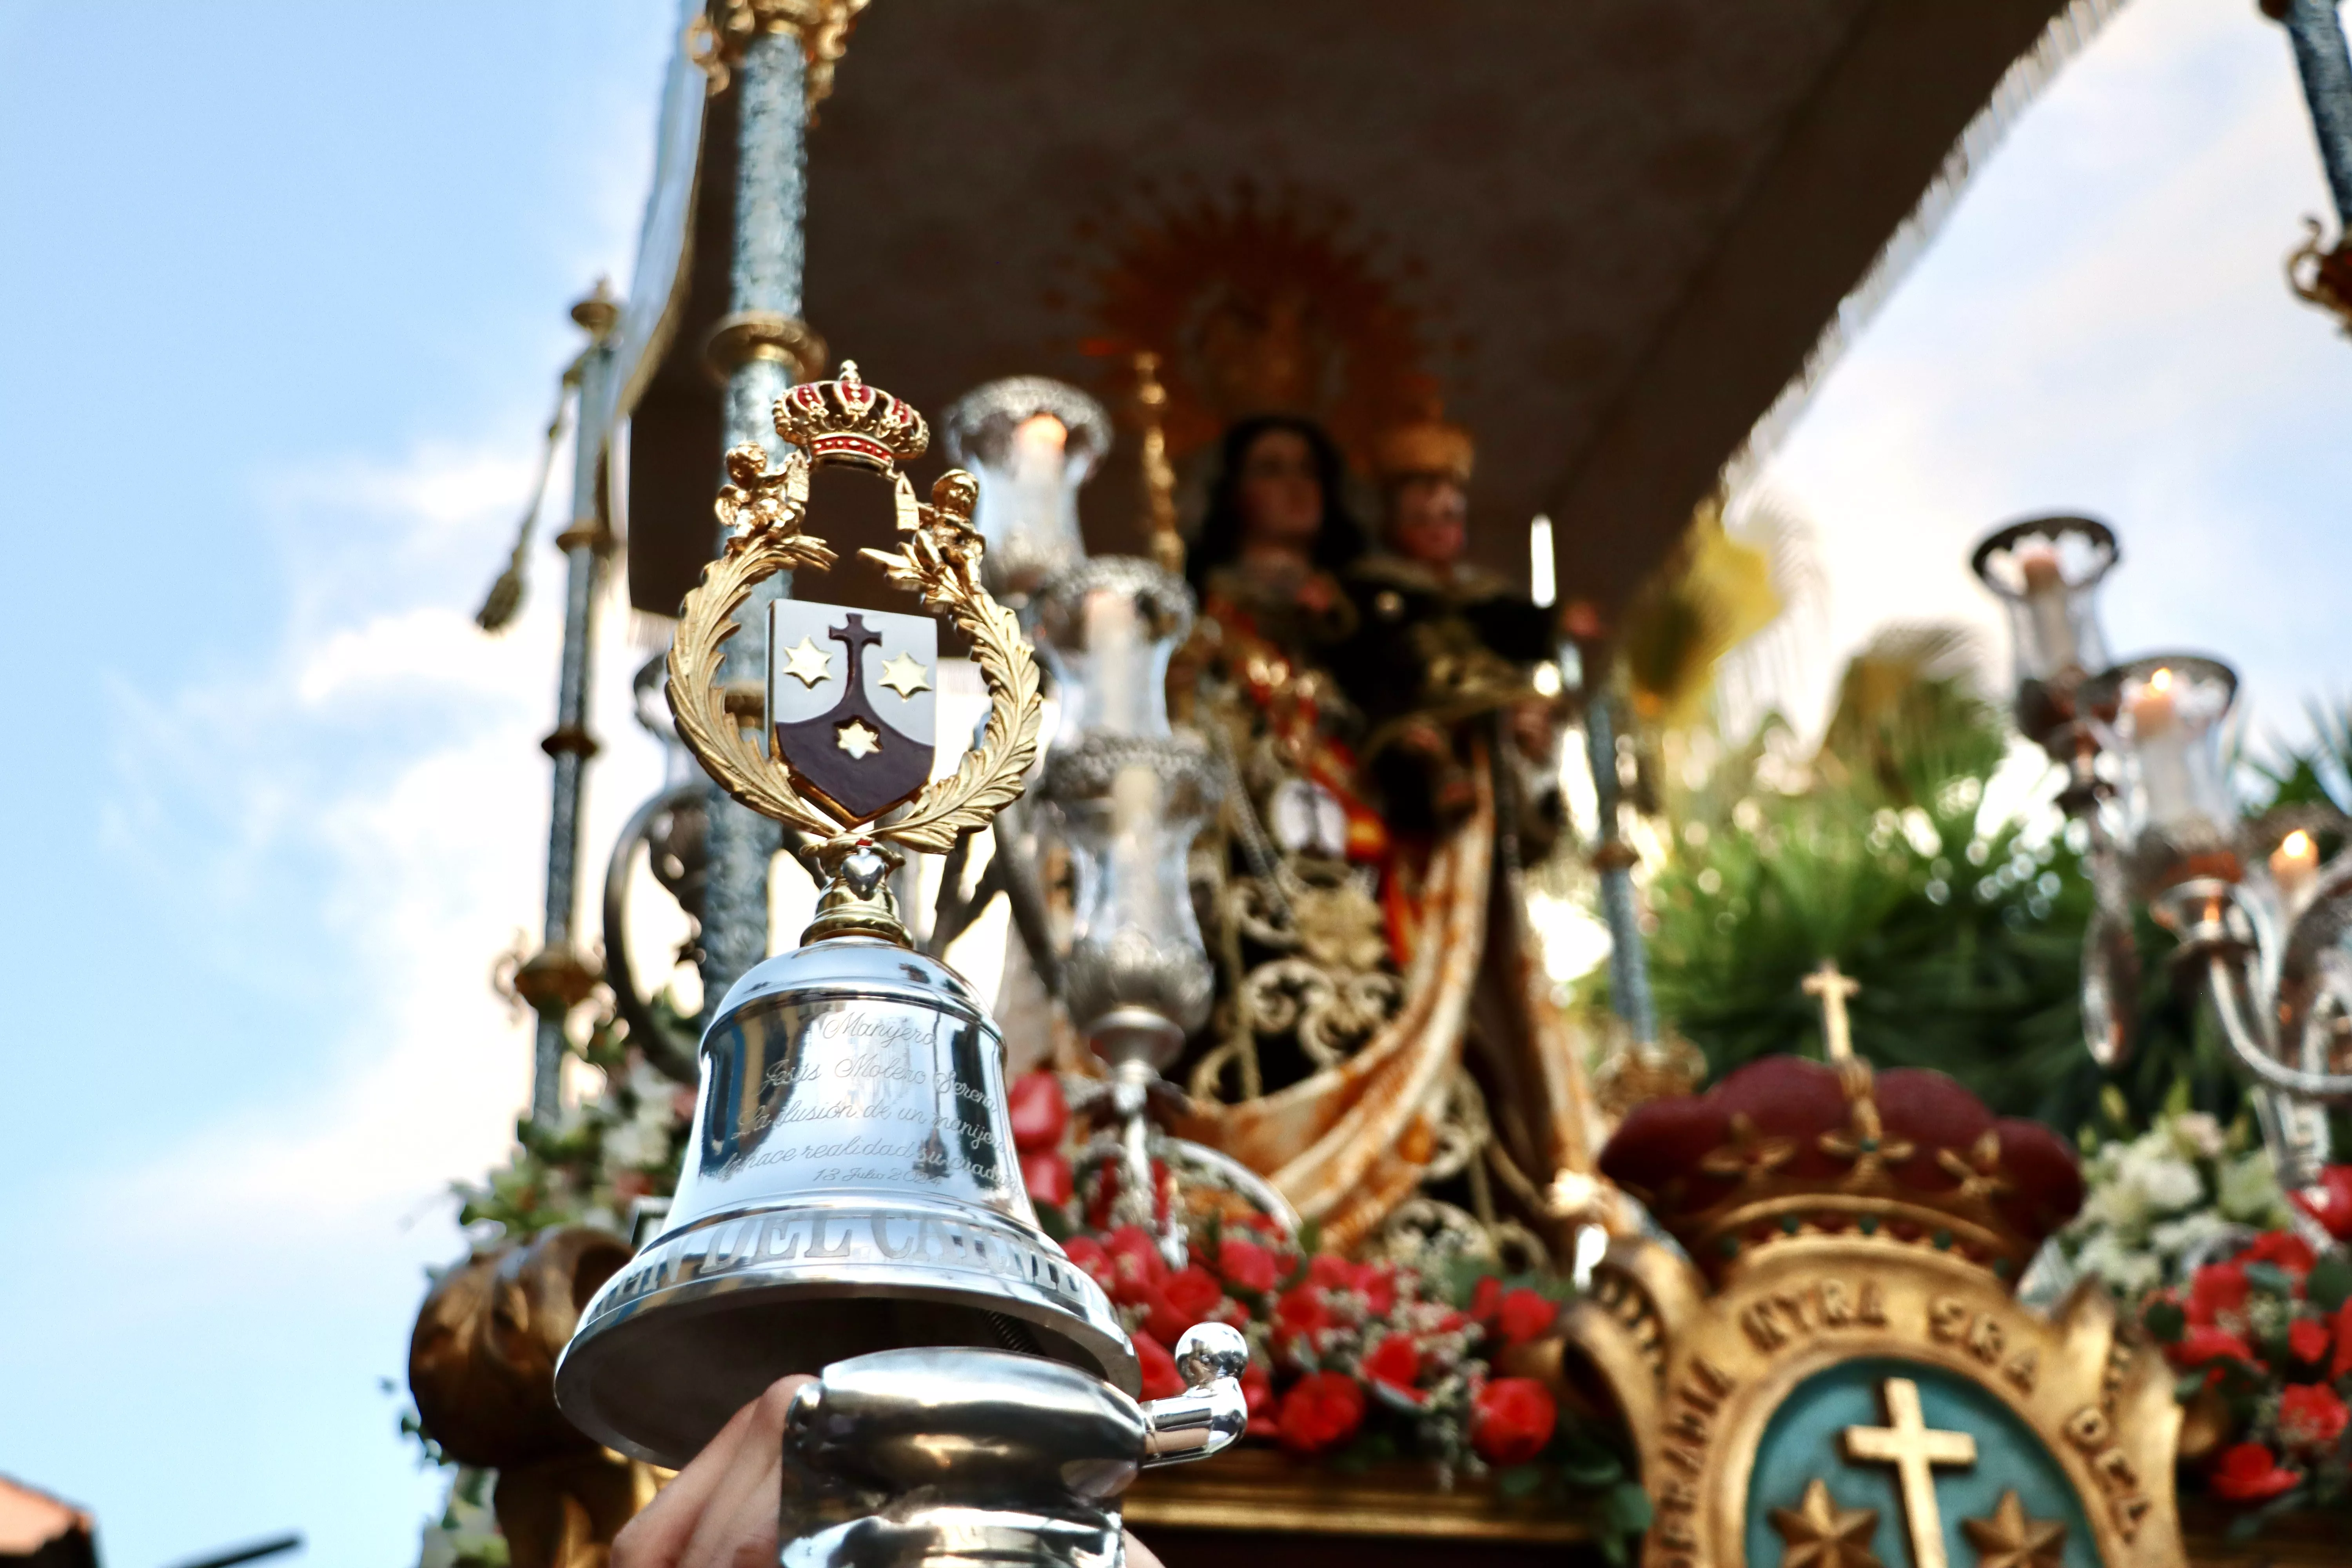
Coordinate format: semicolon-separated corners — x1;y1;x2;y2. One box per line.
1724;0;2132;495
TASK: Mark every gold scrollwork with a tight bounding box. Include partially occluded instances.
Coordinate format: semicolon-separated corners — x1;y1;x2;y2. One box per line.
2287;214;2352;336
686;0;870;107
665;369;1043;861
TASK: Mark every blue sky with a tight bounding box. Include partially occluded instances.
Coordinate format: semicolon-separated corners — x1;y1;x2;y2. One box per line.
0;3;2344;1567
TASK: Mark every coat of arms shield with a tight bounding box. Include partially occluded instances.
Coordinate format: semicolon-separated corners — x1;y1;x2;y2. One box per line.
766;599;938;823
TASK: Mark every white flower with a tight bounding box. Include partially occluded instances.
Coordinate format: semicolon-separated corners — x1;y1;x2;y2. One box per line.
2218;1150;2288;1224
628;1058;677;1105
2169;1112;2226;1160
2149;1210;2232;1266
606;1116;671;1171
2114;1142;2203;1216
2074;1230;2162;1297
2078;1178;2150;1236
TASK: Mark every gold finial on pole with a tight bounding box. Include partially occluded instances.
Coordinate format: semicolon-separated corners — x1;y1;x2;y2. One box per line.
1134;351;1183;576
1802;958;1861;1064
687;0;871;107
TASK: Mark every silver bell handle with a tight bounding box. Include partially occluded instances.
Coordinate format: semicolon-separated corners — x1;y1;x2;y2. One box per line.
1138;1323;1249;1468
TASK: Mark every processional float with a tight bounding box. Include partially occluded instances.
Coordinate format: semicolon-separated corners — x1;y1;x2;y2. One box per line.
555;363;1248;1561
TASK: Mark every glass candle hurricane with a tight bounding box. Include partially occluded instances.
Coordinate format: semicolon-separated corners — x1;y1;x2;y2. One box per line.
2087;654;2242;889
1970;516;2119;739
1034;559;1195;743
941;377;1113;610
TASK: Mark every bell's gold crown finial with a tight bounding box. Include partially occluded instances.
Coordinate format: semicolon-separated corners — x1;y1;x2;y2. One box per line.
774;359;930;473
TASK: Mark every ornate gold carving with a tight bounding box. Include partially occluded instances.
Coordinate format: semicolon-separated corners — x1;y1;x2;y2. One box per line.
686;0;869;107
702;310;827;386
1132;350;1183;575
2287;215;2352;336
1616;1234;2183;1568
666;363;1042;860
1962;1490;2068;1568
1769;1478;1882;1568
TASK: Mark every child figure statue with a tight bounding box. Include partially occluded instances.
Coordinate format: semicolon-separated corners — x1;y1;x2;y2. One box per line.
1338;413;1558;836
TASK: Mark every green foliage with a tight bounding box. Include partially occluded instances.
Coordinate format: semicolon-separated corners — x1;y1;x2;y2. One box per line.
452;997;694;1240
1620;640;2352;1137
1634;641;2096;1122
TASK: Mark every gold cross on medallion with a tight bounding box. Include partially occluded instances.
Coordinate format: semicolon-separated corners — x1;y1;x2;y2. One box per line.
1803;958;1862;1063
1842;1377;1976;1568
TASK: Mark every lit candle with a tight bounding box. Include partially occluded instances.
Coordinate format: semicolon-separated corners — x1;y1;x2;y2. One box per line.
1012;412;1068;468
2272;828;2321;907
2127;667;2198;827
1082;587;1144;735
2014;539;2078;677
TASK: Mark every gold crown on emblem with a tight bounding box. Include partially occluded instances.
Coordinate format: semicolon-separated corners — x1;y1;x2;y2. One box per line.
775;359;930;472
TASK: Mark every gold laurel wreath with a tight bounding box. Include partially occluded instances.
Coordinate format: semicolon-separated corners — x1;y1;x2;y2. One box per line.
665;442;1042;855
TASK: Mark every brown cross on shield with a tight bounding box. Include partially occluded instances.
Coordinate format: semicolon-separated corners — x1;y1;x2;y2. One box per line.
766;601;939;824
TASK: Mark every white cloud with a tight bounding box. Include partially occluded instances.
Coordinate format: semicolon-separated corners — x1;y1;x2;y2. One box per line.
1755;0;2352;761
15;430;673;1566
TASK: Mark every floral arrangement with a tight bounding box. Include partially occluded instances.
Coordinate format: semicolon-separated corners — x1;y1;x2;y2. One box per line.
2057;1091;2295;1300
453;1007;695;1240
2057;1085;2352;1527
2142;1223;2352;1526
1007;1073;1652;1560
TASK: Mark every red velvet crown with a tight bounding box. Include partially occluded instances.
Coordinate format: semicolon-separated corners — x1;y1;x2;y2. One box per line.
1598;1056;2083;1289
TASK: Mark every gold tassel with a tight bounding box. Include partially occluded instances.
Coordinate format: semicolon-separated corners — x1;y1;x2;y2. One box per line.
475;358;582;635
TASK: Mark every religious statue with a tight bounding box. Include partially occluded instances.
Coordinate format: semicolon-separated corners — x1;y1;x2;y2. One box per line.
1335;411;1559;842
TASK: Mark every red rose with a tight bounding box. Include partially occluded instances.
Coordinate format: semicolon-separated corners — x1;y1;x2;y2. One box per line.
1147;1265;1227;1345
2188;1263;2251;1333
2209;1441;2301;1502
1361;1334;1422;1393
1276;1371;1366;1455
1007;1071;1068;1152
1470;1275;1504;1324
1241;1360;1276;1438
2289;1316;2332;1366
1134;1330;1185;1401
1218;1236;1281;1294
1275;1284;1332;1345
1062;1234;1113;1291
2279;1384;2350;1453
1496;1287;1559;1348
1472;1377;1559;1466
1308;1254;1356;1290
2242;1230;2318;1281
1020;1148;1072;1207
2293;1165;2352;1241
1104;1225;1168;1306
2171;1324;2258;1371
1355;1262;1397;1317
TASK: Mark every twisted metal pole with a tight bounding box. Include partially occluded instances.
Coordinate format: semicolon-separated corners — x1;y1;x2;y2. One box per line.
2271;0;2352;229
700;28;814;1014
1583;688;1659;1045
524;289;619;1126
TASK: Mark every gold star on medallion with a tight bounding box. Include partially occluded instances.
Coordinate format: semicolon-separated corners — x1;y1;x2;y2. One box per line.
779;636;832;690
1960;1490;2066;1568
877;650;931;699
1770;1479;1882;1568
836;719;881;759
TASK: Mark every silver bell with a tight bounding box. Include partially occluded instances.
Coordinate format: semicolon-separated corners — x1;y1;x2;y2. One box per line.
555;911;1134;1467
